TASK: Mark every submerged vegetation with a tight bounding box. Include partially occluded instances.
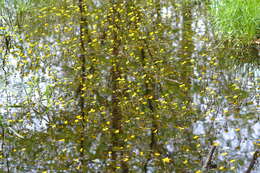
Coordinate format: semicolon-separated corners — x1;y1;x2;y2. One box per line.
210;0;260;44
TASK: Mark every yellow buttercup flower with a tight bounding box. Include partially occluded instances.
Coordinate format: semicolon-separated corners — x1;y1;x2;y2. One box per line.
162;157;171;163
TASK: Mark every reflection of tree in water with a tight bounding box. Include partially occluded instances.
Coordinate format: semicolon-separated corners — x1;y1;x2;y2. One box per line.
192;40;259;172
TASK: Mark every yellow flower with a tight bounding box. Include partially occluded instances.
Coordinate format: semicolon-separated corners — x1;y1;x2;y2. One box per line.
89;108;95;113
193;136;199;140
221;152;228;156
230;159;236;163
213;142;220;146
130;135;135;139
76;115;82;119
233;95;238;99
102;127;108;131
162;157;171;163
58;139;65;142
123;158;129;162
154;152;160;156
219;166;224;170
87;74;93;79
235;128;240;132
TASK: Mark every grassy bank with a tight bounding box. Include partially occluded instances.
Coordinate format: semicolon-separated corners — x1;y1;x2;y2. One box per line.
210;0;260;44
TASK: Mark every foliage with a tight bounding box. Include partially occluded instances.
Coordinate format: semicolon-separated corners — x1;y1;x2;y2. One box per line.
210;0;260;43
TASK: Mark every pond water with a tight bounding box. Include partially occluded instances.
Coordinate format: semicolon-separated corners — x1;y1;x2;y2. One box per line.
0;0;259;172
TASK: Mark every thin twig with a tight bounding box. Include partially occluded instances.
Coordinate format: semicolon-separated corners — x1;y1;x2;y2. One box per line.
245;150;259;173
203;145;217;170
165;78;182;84
7;127;24;139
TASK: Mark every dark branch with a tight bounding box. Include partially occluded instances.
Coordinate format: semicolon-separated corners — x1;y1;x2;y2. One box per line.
245;150;259;173
203;146;217;170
